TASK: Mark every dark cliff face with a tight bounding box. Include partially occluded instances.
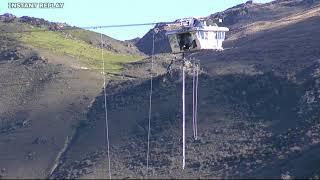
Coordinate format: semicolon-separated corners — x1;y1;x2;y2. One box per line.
135;28;172;55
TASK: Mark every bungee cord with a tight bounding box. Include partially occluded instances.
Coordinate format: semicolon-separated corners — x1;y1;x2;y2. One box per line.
100;33;111;179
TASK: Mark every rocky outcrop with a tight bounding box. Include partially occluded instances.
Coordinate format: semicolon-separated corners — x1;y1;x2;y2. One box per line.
0;48;24;61
19;16;52;27
0;13;16;23
135;27;171;55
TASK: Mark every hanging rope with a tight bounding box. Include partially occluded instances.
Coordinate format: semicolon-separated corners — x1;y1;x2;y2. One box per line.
192;60;200;140
192;61;196;140
146;28;157;178
195;62;199;140
182;65;186;170
101;33;111;179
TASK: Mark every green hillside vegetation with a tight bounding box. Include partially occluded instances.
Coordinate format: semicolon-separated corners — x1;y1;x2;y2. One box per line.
16;29;143;72
66;29;135;52
67;29;100;43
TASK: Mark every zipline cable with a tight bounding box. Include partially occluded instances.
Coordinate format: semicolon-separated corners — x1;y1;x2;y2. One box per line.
2;21;179;34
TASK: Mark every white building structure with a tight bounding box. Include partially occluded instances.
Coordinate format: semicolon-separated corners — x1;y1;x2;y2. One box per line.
166;17;229;53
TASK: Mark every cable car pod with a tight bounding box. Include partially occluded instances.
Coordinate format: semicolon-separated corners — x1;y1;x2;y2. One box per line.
165;17;229;53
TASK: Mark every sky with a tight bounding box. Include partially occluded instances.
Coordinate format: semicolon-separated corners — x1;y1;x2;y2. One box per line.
1;0;272;40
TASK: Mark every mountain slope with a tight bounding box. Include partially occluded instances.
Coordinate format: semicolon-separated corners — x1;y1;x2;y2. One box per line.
0;17;144;72
0;15;145;178
8;14;143;55
64;28;143;55
1;0;320;178
136;0;319;55
50;1;320;179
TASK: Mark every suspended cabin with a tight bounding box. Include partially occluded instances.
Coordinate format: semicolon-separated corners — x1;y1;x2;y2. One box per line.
165;17;229;53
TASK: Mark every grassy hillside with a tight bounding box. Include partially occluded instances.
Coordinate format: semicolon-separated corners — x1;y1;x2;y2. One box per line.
65;29;143;55
0;18;144;73
17;30;143;72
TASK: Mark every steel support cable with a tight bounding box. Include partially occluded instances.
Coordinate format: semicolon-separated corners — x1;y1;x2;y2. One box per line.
3;21;179;34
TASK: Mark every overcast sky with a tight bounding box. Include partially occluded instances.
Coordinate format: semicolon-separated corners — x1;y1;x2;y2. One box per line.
1;0;272;40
